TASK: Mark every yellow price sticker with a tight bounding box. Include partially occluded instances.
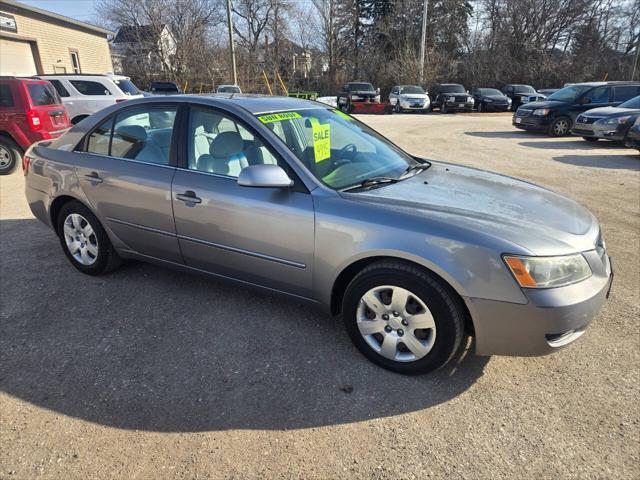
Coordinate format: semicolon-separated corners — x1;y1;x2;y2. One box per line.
310;118;330;163
257;111;302;124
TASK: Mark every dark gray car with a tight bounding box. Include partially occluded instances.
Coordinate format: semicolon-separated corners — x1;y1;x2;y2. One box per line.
23;95;613;375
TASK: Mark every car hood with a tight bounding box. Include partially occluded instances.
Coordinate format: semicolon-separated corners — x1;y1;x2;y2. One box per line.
482;95;509;102
346;162;598;255
582;106;640;117
400;94;428;99
518;99;565;110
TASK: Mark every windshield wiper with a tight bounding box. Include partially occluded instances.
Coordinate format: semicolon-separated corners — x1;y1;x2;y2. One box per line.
403;162;432;176
341;176;399;192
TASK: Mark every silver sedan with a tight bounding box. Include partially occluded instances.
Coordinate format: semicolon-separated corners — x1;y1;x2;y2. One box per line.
23;95;613;375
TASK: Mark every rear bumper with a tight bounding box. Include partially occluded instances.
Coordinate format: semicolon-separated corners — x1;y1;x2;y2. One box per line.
467;251;612;356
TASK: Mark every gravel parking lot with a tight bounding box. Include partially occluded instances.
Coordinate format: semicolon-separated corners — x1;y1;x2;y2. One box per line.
1;112;638;480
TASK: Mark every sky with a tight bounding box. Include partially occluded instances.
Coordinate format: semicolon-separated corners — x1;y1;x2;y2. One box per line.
18;0;100;22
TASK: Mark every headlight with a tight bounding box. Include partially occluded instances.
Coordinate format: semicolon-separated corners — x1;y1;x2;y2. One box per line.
504;254;592;288
469;97;475;104
599;116;632;126
507;98;512;104
533;108;550;116
447;96;455;102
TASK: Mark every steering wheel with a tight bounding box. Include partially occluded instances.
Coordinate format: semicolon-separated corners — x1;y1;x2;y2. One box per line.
332;143;357;168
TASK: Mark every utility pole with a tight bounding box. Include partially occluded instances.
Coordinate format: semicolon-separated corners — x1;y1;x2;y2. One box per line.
226;0;238;85
419;0;428;85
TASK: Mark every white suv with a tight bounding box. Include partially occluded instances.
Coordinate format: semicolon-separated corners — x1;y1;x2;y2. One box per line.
36;74;143;124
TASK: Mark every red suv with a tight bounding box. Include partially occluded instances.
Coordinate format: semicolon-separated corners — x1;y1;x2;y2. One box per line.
0;77;70;175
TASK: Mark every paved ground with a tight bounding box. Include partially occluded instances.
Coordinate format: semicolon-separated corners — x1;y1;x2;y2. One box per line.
1;112;638;480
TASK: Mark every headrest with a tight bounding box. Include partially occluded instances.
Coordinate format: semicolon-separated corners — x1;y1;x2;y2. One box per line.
115;125;147;142
210;131;243;158
196;112;222;133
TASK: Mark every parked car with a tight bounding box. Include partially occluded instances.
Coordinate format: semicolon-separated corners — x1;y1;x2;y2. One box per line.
217;85;242;94
389;85;430;113
471;88;511;112
37;73;143;125
429;84;474;113
23;96;612;375
501;84;546;110
571;95;640;142
625;117;640;151
0;76;70;175
513;81;640;137
150;81;182;95
337;82;389;114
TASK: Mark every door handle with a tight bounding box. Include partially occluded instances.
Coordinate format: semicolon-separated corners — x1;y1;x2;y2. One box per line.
176;190;202;205
84;172;103;184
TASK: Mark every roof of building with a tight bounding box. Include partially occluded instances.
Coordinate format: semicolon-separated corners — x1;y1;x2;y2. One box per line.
0;0;114;36
113;25;163;43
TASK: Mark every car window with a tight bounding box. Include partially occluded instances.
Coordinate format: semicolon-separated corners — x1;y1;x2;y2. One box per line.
113;79;139;96
70;80;112;96
584;86;609;104
86;117;112;155
110;106;177;164
614;86;640;102
0;84;14;107
187;107;281;178
27;83;60;106
49;79;69;97
619;96;640;109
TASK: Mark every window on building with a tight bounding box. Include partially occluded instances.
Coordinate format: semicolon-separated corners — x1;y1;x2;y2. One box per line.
69;50;81;74
70;80;112;96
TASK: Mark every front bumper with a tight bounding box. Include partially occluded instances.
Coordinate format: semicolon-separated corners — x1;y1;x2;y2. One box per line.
399;101;429;111
467;250;612;356
444;100;474;111
571;122;629;141
482;102;510;111
512;111;553;131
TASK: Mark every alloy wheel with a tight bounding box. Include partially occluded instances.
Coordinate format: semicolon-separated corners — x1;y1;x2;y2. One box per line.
0;145;11;168
553;119;569;136
63;213;99;265
356;285;436;362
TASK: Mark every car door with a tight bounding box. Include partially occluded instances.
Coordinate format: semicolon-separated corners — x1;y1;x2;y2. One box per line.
46;79;80;121
171;105;315;298
613;85;640;105
572;86;611;120
67;79;116;117
74;104;182;263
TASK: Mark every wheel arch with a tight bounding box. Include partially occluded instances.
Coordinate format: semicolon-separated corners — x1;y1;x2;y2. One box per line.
0;131;23;152
329;255;474;333
49;194;89;234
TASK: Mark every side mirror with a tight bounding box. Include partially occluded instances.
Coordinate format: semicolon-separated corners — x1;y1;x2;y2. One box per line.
579;97;591;105
238;164;293;188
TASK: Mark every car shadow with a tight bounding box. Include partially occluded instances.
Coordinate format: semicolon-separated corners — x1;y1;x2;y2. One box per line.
464;130;541;139
553;154;640;170
0;219;488;433
518;140;629;150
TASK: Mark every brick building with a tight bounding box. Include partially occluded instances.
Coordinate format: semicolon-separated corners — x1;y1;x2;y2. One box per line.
0;0;113;76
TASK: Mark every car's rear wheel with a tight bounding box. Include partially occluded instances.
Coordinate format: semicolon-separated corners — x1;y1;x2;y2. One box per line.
0;138;20;175
550;117;571;137
342;261;464;375
57;201;122;275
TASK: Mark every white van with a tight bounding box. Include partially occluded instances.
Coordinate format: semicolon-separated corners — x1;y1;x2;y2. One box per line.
36;74;143;124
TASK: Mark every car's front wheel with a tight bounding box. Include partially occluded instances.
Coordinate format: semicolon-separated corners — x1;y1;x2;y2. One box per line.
342;261;464;375
57;200;122;275
550;117;571;137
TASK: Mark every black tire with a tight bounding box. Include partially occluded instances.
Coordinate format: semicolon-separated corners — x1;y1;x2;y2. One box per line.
342;261;465;375
441;103;448;114
583;137;599;142
549;117;571;137
0;137;21;175
56;200;122;275
394;101;401;113
477;102;483;112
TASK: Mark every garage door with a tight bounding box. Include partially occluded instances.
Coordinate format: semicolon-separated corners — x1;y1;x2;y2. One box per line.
0;38;37;76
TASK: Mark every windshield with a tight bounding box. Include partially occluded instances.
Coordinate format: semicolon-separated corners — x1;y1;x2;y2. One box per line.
400;86;425;95
114;79;140;96
620;96;640;109
548;85;594;102
477;88;503;96
255;108;419;190
513;85;536;93
347;83;374;92
441;84;465;93
218;86;241;93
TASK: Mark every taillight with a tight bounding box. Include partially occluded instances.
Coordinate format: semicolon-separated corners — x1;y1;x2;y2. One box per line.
26;109;42;131
22;154;31;175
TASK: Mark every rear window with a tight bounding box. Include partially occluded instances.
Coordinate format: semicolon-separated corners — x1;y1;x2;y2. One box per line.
27;83;60;106
70;80;112;96
114;79;140;96
49;79;70;97
614;85;640;102
0;84;14;107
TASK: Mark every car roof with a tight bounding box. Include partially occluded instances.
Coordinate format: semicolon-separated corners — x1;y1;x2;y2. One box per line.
116;94;329;115
564;81;640;87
